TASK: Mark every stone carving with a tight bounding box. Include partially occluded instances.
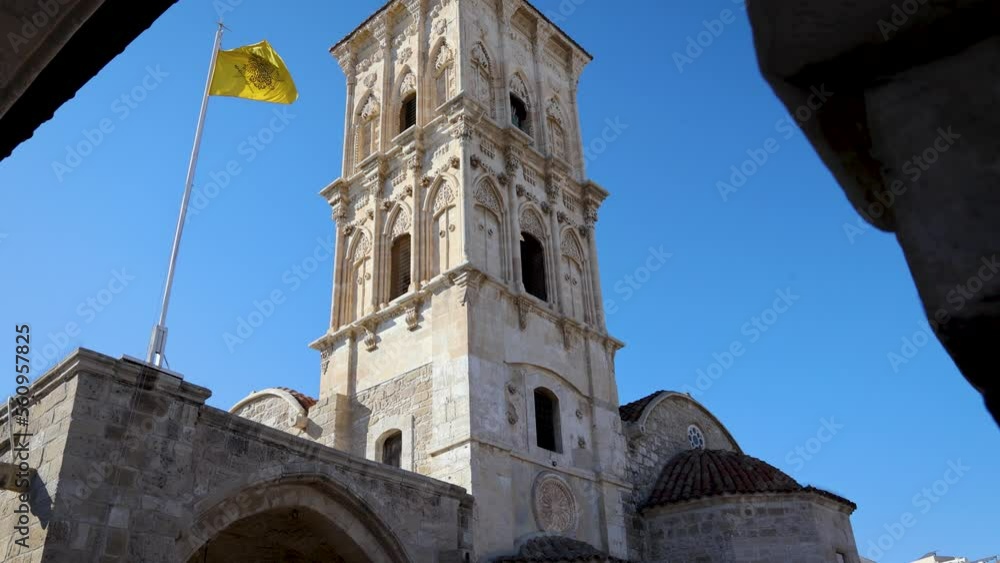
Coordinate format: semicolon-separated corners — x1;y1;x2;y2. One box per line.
363;73;378;89
434;43;454;72
450;156;461;169
562;235;584;263
399;71;416;95
405;299;422;331
520;210;545;241
352;232;372;262
398;46;412;63
546;97;566;127
433;183;455;214
533;474;578;534
320;347;332;374
450;270;485;307
434;18;448;35
510;74;530;106
390;207;411;239
360;94;380;120
516;296;531;330
474;182;502;214
361;321;378;352
506;400;518;425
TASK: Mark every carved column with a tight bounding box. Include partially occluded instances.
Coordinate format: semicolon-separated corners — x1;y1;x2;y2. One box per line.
545;177;564;313
505;145;524;290
334;46;357;175
569;54;588;182
533;23;552;154
409;145;423;291
330;187;349;331
373;14;391;154
582;202;605;329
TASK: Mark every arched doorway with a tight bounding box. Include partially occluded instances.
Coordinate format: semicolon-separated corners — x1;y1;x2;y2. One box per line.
187;506;370;563
180;478;411;563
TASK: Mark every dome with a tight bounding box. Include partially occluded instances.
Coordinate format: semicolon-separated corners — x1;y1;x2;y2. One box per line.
644;449;854;510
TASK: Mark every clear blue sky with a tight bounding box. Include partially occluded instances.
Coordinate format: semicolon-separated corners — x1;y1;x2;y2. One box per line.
1;1;996;560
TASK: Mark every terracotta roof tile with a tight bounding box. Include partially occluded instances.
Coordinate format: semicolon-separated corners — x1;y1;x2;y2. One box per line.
618;390;668;422
276;387;318;411
494;536;630;562
643;449;856;511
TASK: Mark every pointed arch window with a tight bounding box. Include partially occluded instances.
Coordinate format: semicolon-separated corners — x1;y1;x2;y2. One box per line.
521;232;547;301
433;43;455;108
355;95;380;164
471;44;495;117
510;94;530;134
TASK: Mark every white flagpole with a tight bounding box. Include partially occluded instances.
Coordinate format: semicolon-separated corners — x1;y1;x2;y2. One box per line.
146;22;226;368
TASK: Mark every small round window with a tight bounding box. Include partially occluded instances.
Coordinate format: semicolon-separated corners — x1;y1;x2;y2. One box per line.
688;425;706;450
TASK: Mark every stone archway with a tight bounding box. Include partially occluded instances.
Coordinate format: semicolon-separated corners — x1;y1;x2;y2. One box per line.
179;478;412;563
187;506;370;563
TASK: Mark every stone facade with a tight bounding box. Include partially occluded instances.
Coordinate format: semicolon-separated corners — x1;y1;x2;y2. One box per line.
0;1;867;562
644;494;859;563
0;350;472;562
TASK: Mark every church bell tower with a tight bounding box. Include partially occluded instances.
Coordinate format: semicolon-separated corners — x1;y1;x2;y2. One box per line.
310;0;629;558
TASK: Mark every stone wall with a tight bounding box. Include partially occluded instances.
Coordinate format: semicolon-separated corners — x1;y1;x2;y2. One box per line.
644;494;859;563
622;393;741;561
0;349;473;562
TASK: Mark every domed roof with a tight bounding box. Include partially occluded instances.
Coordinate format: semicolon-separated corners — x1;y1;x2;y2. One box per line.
644;449;855;510
495;536;629;562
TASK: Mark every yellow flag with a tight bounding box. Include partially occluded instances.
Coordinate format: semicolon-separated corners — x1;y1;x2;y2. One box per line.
210;40;298;104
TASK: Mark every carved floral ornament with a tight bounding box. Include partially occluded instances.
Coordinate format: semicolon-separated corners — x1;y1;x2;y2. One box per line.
533;473;578;534
360;94;380;120
474;182;502;214
399;71;416;95
520;209;545;241
510;74;530;105
432;182;455;214
434;42;454;73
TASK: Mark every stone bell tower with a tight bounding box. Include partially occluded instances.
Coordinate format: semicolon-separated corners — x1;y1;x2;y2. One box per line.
309;0;629;558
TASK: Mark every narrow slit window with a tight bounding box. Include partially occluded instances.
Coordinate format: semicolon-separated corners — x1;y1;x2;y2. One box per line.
390;234;411;300
521;232;547;301
534;388;560;452
400;93;417;132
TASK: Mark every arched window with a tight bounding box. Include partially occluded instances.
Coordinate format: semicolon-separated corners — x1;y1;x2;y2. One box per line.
521;232;547;301
355;94;380;164
688;424;706;450
510;94;530;134
381;430;403;467
399;92;417;133
389;234;411;301
471;43;495;118
433;42;455;108
534;388;561;452
548;117;566;160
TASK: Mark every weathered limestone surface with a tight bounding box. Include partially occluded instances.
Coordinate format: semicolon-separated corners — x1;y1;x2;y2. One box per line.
644;494;859;563
747;0;1000;423
0;350;472;562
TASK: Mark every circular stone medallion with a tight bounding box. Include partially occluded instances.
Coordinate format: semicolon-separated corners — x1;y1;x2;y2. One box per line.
532;473;578;534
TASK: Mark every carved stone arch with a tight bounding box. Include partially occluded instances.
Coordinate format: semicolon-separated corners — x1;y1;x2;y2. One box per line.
356;90;381;120
425;175;457;217
429;38;456;109
471;42;493;72
383;202;412;239
509;72;532;109
474;176;504;216
519;204;547;242
349;229;373;263
395;66;417;98
470;42;497;118
473;176;508;281
546;96;566;127
629;391;743;452
178;469;413;563
429;37;454;74
560;227;585;264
